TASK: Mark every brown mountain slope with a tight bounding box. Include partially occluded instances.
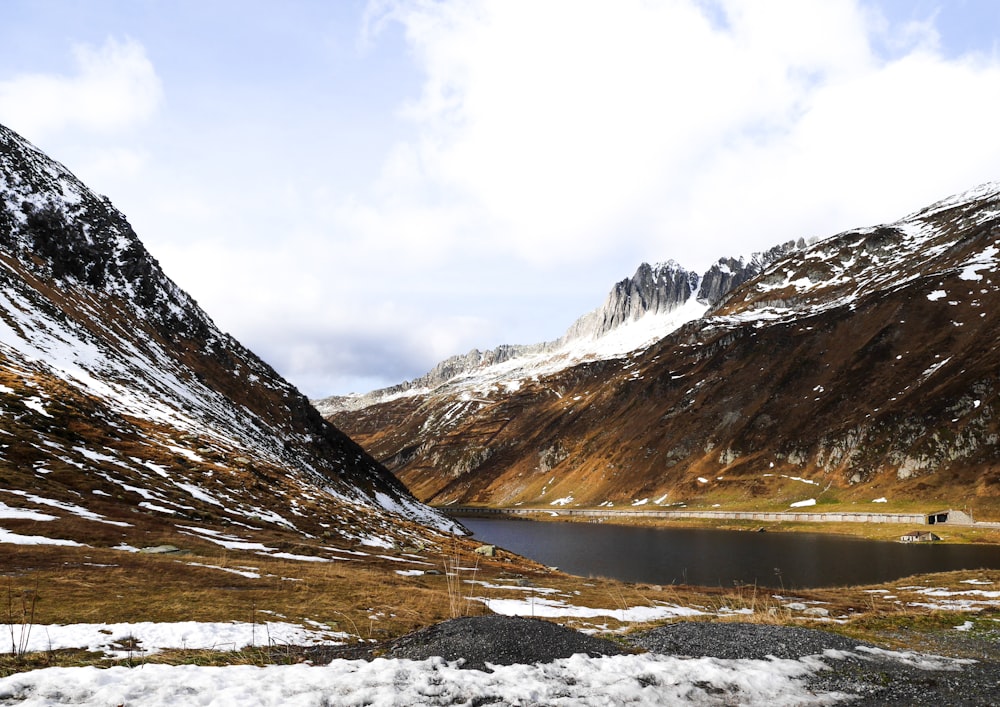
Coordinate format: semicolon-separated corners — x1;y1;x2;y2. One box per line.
0;121;458;554
329;184;1000;517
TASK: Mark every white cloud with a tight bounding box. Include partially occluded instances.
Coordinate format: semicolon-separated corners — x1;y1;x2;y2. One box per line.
0;37;162;141
171;0;1000;396
362;0;1000;272
5;4;999;399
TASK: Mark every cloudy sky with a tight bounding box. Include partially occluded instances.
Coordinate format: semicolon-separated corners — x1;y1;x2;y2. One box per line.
2;1;999;397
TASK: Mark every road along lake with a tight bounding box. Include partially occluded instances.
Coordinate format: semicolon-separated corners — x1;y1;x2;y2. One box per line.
459;516;1000;588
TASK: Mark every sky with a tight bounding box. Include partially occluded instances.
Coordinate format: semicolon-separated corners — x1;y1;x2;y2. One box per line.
1;0;999;398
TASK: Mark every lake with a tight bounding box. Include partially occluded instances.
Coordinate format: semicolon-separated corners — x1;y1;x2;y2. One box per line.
458;516;1000;588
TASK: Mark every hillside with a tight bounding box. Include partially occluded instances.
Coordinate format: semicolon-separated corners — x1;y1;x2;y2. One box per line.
326;183;1000;517
0;122;459;556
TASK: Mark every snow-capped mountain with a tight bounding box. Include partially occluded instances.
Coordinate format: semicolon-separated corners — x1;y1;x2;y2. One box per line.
0;123;458;551
315;243;803;416
325;183;1000;514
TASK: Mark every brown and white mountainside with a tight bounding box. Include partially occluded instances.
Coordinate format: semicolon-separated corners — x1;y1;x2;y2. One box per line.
0;123;459;554
326;184;1000;516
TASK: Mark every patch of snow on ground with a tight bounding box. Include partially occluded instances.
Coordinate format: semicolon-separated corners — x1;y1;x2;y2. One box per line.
0;528;85;546
173;482;222;506
0;501;57;521
783;476;818;486
187;533;274;552
5;490;127;526
358;535;394;549
183;561;261;579
21;396;51;417
959;244;998;281
261;551;333;563
478;596;703;621
0;653;855;706
920;357;951;379
873;497;888;503
4;621;347;658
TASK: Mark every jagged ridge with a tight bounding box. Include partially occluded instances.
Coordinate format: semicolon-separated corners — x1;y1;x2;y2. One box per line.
315;240;808;415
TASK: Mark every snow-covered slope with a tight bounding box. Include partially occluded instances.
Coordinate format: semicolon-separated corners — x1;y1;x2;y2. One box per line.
0;123;458;550
328;182;1000;513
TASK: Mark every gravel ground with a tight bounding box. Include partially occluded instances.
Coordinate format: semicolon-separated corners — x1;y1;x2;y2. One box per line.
298;616;1000;704
627;622;1000;706
322;616;1000;705
625;622;867;660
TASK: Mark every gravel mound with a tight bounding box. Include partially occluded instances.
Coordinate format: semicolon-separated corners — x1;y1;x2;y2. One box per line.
625;621;871;660
383;615;629;671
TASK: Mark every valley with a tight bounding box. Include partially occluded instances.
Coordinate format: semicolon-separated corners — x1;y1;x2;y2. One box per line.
3;119;1000;703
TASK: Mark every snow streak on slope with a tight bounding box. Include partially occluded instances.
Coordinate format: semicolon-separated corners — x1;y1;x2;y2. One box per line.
0;122;459;546
714;181;1000;326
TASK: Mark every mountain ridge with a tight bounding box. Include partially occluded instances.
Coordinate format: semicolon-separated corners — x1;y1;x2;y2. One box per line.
325;181;1000;516
314;239;809;415
0;122;458;553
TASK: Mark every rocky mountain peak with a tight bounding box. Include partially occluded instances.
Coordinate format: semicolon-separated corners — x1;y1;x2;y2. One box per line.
591;260;698;335
315;241;811;416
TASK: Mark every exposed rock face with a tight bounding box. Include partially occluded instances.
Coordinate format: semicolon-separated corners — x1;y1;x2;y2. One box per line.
327;183;1000;516
567;261;698;339
699;240;808;307
0;122;457;548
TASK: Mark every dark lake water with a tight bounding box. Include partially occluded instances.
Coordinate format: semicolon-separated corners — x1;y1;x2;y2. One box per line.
459;516;1000;588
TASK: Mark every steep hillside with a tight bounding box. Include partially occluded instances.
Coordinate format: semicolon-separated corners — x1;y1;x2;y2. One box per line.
0;122;458;555
328;183;1000;517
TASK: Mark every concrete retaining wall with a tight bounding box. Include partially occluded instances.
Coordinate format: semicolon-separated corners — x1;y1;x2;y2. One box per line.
448;507;929;525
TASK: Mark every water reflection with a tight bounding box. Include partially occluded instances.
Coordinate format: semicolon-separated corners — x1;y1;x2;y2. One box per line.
459;516;1000;588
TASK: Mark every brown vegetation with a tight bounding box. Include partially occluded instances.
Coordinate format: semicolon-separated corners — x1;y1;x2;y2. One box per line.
4;539;1000;676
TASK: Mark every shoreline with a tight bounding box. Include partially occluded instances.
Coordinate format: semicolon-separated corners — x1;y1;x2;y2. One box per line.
444;505;1000;544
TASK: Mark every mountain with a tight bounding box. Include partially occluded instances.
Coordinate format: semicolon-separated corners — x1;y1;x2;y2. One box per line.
316;242;806;416
0;123;458;554
324;183;1000;517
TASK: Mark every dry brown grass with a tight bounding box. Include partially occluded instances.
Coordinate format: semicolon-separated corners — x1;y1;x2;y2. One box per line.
4;539;1000;675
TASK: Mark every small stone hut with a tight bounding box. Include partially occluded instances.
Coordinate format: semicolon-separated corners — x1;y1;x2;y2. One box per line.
900;530;941;543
